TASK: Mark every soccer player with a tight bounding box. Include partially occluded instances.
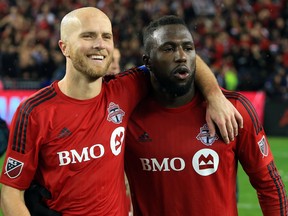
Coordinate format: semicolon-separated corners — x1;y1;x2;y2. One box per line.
124;15;288;215
0;7;242;216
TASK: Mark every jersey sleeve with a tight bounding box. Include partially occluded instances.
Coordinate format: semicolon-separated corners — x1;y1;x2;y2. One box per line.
249;161;288;215
0;100;40;190
229;91;288;215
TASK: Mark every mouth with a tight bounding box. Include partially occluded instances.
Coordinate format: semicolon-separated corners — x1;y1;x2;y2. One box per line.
88;54;106;61
173;66;190;80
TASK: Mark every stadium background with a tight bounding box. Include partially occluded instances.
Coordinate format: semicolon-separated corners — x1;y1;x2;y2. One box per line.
0;0;287;215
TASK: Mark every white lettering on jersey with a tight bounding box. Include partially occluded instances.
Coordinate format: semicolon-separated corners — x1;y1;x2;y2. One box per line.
192;149;219;176
140;157;185;171
57;144;105;166
110;127;125;156
57;127;125;166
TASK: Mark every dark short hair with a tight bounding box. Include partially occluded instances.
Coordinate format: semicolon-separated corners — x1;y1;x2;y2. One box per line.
143;15;187;53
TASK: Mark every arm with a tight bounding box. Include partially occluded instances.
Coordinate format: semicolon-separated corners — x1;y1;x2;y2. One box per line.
248;162;288;215
235;92;287;214
195;55;243;143
1;184;30;216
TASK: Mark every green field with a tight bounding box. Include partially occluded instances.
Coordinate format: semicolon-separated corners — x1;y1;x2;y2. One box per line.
0;136;287;215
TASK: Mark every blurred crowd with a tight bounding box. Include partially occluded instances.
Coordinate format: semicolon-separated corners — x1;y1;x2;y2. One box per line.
0;0;287;100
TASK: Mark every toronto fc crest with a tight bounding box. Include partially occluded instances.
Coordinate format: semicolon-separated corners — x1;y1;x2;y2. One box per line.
107;102;125;124
196;124;219;146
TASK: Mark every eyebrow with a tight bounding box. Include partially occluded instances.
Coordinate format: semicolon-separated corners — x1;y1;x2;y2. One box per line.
79;31;113;37
161;41;194;46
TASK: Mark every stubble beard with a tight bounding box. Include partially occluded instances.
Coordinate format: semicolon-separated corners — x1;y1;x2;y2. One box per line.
71;52;112;80
156;72;195;97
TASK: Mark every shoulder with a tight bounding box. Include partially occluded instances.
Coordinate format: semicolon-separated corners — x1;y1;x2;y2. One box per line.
18;83;57;115
103;67;150;102
103;67;149;84
222;89;255;110
222;89;263;134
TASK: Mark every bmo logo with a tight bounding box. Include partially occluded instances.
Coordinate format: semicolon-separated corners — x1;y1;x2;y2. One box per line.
57;144;105;166
57;127;125;166
140;157;185;171
139;149;219;176
192;149;219;176
110;126;125;156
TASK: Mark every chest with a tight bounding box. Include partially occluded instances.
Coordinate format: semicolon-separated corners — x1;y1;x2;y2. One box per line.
35;98;130;169
126;106;236;174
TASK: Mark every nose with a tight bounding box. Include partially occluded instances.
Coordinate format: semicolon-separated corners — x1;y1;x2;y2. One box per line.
92;37;105;50
175;47;187;62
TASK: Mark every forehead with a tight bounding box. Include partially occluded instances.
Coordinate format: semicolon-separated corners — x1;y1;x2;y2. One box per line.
61;10;113;41
78;13;112;33
152;24;192;45
63;11;112;37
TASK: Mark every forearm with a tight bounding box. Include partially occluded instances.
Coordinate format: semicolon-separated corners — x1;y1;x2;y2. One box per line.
1;184;30;216
250;162;288;215
195;55;222;100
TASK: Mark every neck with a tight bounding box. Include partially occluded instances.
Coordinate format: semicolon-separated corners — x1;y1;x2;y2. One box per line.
58;71;103;100
152;86;195;108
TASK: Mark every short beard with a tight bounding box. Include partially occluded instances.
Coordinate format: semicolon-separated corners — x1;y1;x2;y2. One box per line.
71;52;111;80
156;73;195;97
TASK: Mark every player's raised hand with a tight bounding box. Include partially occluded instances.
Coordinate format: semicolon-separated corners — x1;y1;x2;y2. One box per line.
206;93;243;144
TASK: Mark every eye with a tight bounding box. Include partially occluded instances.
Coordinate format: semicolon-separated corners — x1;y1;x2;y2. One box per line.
103;33;113;40
82;33;93;39
162;46;174;52
184;46;194;51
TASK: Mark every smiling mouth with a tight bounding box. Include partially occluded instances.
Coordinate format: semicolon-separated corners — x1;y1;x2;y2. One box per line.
88;55;105;60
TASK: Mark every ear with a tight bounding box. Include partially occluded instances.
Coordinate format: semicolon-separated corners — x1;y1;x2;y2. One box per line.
142;54;150;67
58;40;69;57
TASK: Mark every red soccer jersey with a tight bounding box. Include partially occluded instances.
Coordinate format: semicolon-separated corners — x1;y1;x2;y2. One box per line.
125;90;288;216
0;67;148;216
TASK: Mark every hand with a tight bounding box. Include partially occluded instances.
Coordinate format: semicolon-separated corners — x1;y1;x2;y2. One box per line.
24;183;61;216
206;94;243;144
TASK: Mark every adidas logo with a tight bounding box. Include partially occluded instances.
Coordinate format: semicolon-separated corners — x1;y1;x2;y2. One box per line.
58;127;72;138
137;132;152;142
